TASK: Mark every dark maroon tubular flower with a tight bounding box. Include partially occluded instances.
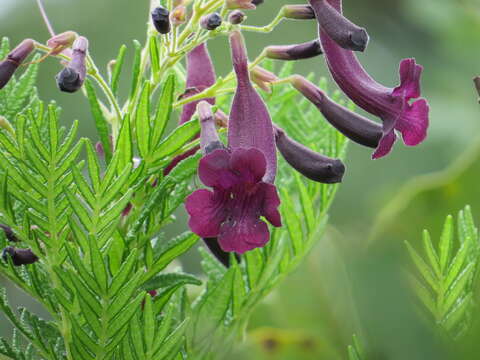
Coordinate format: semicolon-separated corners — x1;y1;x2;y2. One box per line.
274;126;345;183
308;0;368;52
56;36;88;93
228;30;277;182
185;31;281;254
200;13;223;31
152;6;171;34
0;224;18;242
2;246;38;266
265;40;322;61
317;0;429;158
163;43;217;176
283;5;315;20
0;39;35;90
291;75;382;149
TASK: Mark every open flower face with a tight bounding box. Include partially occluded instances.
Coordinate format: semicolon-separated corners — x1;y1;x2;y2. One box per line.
312;0;429;158
185;148;281;254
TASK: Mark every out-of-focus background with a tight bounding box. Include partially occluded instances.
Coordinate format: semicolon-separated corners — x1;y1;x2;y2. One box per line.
1;0;480;359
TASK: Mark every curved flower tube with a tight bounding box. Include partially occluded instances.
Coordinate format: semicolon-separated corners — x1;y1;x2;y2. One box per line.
265;40;323;61
0;39;35;90
314;0;429;158
56;36;88;93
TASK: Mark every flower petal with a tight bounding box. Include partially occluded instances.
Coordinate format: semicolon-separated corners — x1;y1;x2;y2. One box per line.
185;189;228;237
259;183;282;227
198;149;238;189
372;131;397;159
229;148;266;184
396;98;429;146
392;58;422;101
218;216;270;254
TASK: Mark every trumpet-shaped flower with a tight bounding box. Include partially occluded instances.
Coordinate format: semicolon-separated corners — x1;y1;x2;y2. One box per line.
311;0;429;158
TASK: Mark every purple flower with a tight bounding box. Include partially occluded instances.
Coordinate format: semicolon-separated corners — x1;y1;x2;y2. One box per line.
56;36;88;93
312;0;429;158
0;224;18;243
0;39;35;90
163;43;217;176
185;31;281;254
200;13;223;31
265;40;322;61
2;246;38;266
274;125;345;183
291;75;382;149
186;147;281;254
308;0;368;51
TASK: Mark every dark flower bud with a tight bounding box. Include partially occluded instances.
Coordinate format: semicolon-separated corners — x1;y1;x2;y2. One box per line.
2;246;38;266
308;0;368;52
283;5;315;20
0;39;35;90
0;224;18;242
265;40;322;61
274;126;345;183
203;238;240;267
200;13;223;31
291;75;382;148
474;76;480;103
251;0;263;5
152;6;171;34
228;10;246;24
198;101;224;153
56;36;88;93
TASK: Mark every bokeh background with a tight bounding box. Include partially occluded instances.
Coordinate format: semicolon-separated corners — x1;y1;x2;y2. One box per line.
1;0;480;359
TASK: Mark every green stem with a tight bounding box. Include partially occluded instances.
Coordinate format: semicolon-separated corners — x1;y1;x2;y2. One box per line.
240;6;287;33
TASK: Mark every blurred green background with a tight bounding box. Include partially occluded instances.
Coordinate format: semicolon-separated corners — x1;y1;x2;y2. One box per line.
2;0;480;359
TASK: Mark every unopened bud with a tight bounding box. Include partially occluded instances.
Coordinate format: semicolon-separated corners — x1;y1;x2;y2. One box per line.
0;39;35;90
171;5;187;26
226;0;255;10
0;224;18;242
252;0;263;5
291;75;382;148
251;66;278;93
474;77;480;103
265;40;322;61
228;10;246;24
2;246;38;266
283;5;315;20
152;6;171;34
274;126;345;183
201;13;223;31
198;101;224;153
56;36;88;93
47;31;77;55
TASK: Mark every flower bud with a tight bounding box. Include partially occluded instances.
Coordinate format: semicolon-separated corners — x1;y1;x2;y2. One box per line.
200;13;223;31
226;0;255;10
171;5;187;26
251;0;263;5
274;126;345;183
474;76;480;103
251;66;278;93
228;10;246;24
0;39;35;90
47;31;77;55
151;6;171;34
265;40;322;61
56;36;88;93
2;246;38;266
198;101;224;153
291;75;382;148
283;5;315;20
0;224;18;242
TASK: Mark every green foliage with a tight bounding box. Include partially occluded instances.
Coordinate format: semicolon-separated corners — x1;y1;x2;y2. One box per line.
0;30;347;360
406;206;479;336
